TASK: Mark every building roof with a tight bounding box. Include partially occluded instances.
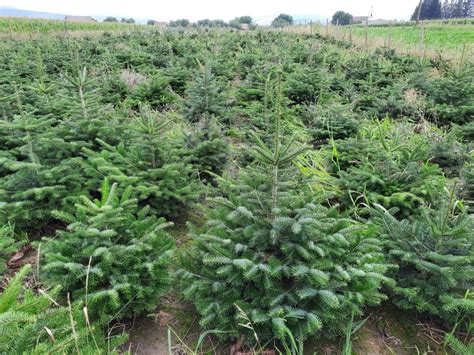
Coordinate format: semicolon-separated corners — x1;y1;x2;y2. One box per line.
65;16;97;22
353;16;369;23
369;19;396;25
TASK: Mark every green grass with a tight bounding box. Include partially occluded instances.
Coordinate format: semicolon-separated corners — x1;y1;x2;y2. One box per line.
351;23;474;50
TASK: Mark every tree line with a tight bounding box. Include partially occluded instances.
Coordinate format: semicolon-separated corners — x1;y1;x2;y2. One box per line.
330;1;472;27
101;14;295;28
411;0;472;20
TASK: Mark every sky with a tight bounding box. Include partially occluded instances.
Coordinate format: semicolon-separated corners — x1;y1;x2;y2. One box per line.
0;0;420;22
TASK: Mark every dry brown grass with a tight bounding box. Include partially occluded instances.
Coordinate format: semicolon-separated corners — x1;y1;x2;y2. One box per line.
120;69;148;91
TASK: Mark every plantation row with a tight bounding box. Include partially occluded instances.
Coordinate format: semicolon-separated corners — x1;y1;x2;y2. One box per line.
0;30;473;353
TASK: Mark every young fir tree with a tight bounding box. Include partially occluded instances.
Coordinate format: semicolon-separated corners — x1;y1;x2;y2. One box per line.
41;179;175;319
0;62;124;232
0;88;79;231
426;66;474;126
178;79;391;344
374;189;474;330
81;104;199;218
186;115;229;184
300;103;359;144
61;66;125;150
334;120;446;218
183;61;227;122
0;265;127;354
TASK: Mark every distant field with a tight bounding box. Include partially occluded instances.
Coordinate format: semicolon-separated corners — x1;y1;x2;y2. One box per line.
0;17;141;35
286;20;474;60
351;23;474;50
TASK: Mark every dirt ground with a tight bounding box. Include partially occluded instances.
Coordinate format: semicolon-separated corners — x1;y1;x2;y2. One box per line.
124;300;449;355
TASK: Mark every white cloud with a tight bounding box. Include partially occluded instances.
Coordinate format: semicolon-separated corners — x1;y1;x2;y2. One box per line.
0;0;420;21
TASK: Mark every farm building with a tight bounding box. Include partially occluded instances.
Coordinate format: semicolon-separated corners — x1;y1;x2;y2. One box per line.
353;16;369;24
369;19;396;25
65;16;97;22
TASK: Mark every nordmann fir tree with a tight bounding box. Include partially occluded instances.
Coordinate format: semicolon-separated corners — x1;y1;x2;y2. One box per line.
0;86;79;231
80;104;199;218
373;188;473;330
184;61;227;122
60;66;125;150
22;49;58;118
41;179;174;319
186;115;229;185
178;76;392;344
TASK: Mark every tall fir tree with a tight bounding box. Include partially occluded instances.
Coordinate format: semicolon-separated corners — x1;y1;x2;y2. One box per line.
461;0;473;17
450;0;465;17
412;0;443;20
442;0;453;17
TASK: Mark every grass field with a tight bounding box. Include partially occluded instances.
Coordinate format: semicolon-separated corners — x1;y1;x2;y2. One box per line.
288;20;474;61
351;23;474;50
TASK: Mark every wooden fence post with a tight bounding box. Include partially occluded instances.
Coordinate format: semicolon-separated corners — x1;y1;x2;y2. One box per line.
419;20;425;55
416;0;422;25
388;20;392;48
364;18;368;50
310;20;313;36
325;19;329;37
9;18;14;40
349;20;352;44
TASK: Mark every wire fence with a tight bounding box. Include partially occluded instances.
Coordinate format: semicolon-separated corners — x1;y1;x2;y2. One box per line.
279;18;473;63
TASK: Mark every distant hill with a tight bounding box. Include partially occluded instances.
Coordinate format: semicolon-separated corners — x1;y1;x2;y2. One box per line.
0;7;66;20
